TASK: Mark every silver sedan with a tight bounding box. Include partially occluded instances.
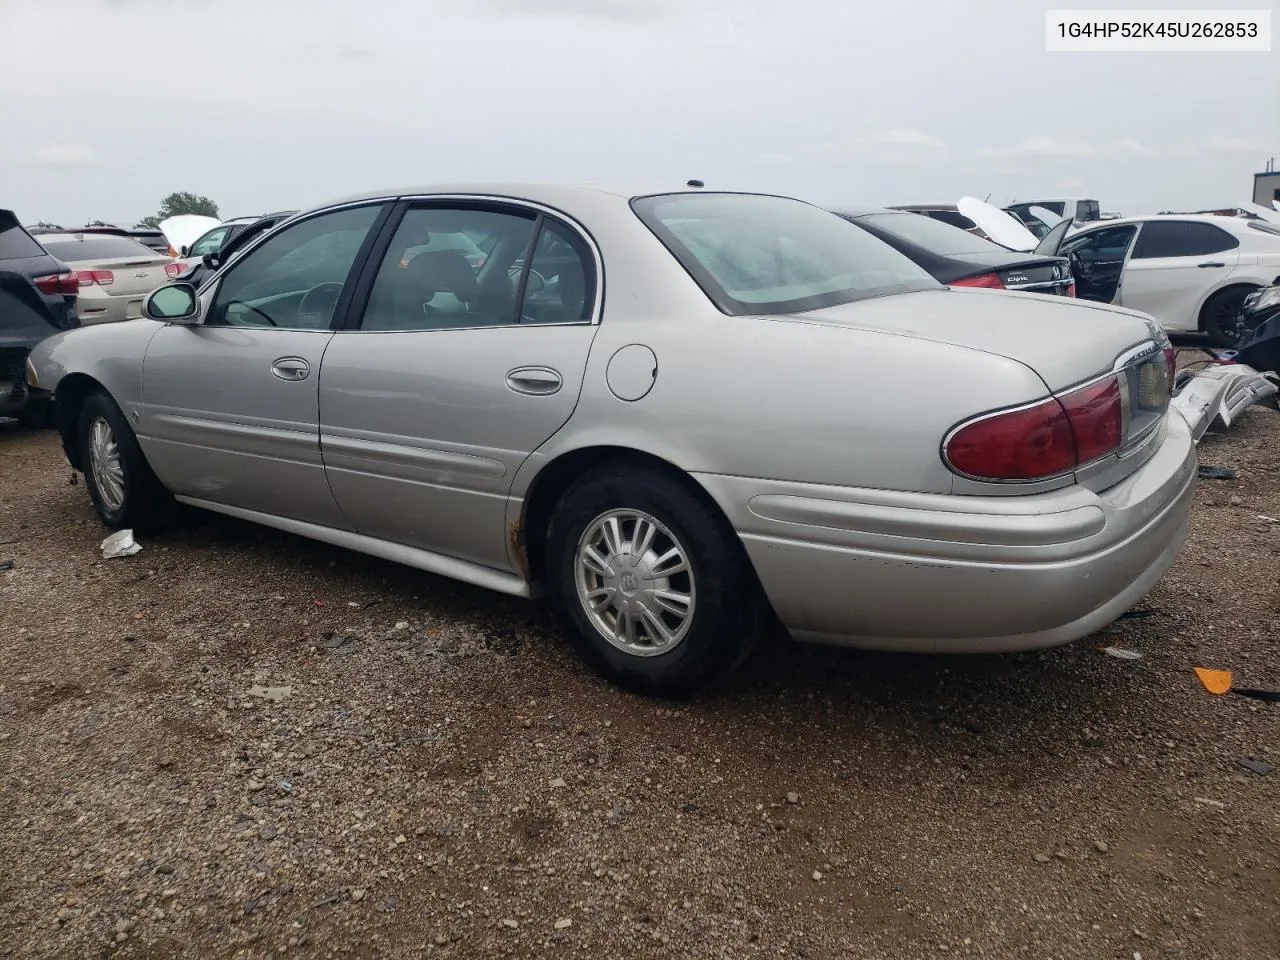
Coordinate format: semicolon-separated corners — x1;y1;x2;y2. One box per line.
26;184;1197;695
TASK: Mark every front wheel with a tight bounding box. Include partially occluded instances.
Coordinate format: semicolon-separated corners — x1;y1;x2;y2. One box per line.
78;392;173;531
1200;286;1256;347
544;465;765;697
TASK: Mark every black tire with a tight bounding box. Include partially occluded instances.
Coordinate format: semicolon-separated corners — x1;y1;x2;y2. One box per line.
544;464;764;697
1200;286;1256;347
77;391;173;531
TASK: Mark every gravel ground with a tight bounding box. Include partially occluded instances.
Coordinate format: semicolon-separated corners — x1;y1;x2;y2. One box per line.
1;389;1278;959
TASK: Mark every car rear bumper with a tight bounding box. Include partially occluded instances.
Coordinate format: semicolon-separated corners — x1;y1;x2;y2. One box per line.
694;412;1197;653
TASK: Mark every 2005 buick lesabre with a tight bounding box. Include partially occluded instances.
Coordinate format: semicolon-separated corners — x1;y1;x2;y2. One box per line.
26;184;1197;694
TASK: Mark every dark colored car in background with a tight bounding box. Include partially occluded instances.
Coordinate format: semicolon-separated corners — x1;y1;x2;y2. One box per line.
1235;282;1280;371
175;209;298;288
0;210;79;423
833;207;1076;295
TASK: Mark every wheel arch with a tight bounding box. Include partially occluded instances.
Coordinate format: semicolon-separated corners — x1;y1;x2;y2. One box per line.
515;445;740;588
52;372;109;470
1196;280;1263;332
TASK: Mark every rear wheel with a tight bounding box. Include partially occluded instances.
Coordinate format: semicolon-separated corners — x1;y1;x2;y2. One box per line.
1200;286;1256;347
78;392;173;531
544;465;764;697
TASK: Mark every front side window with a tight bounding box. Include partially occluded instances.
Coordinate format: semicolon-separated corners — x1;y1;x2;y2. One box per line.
633;193;939;315
1131;221;1239;259
1061;225;1138;262
208;205;381;329
190;227;230;257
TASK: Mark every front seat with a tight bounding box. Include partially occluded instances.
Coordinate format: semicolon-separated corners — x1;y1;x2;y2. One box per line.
394;250;479;327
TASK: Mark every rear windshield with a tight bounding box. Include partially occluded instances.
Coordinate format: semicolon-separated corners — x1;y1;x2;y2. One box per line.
632;193;939;315
38;235;157;261
856;212;997;256
0;212;47;259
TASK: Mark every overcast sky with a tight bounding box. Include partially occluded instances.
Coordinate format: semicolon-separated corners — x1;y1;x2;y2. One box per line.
2;0;1276;225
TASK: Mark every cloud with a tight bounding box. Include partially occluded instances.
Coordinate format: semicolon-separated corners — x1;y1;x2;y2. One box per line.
981;136;1162;159
34;144;94;167
1205;135;1260;153
758;151;796;165
440;0;675;20
981;136;1101;159
1116;138;1155;157
868;127;945;149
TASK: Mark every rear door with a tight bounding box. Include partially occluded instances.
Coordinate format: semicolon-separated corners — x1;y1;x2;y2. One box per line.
1119;220;1240;329
317;199;600;572
139;202;387;526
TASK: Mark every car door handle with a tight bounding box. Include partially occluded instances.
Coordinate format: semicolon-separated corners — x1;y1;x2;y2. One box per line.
506;366;562;396
1198;262;1225;268
271;357;310;382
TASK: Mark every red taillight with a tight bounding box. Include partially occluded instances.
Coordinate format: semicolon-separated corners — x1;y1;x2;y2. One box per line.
1064;281;1077;297
164;263;183;279
32;272;79;295
945;398;1077;481
945;375;1124;482
1163;346;1176;384
950;272;1005;289
76;270;114;287
1060;376;1122;464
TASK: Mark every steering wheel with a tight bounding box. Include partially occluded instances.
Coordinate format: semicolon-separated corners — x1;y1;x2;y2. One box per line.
298;282;344;329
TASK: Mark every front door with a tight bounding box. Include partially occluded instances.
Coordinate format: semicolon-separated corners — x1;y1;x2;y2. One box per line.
1059;224;1138;304
138;203;386;526
318;201;600;572
1118;219;1241;330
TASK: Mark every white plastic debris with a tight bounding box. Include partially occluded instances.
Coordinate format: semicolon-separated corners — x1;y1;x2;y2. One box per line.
101;529;142;559
247;685;293;702
1100;646;1144;660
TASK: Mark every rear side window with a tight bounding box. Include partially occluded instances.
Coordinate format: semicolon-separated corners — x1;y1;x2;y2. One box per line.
37;235;158;260
0;213;47;259
1131;221;1239;259
633;193;939;315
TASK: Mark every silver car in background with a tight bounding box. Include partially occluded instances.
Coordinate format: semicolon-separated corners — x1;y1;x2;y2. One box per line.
34;232;182;325
26;184;1196;695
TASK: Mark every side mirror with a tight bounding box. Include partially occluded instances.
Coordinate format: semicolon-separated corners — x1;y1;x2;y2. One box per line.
202;253;219;269
145;283;200;323
179;245;189;257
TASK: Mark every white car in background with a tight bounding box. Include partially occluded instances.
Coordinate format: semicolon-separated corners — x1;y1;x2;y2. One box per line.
1037;214;1280;345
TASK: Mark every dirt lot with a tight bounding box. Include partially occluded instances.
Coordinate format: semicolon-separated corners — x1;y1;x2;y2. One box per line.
1;396;1278;960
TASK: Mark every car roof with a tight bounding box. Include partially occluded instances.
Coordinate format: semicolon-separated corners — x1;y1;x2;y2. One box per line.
307;182;738;216
1073;213;1261;231
887;203;960;212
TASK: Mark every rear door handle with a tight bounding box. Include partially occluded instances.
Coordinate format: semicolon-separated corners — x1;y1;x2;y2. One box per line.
1198;262;1225;268
271;357;310;381
506;366;562;396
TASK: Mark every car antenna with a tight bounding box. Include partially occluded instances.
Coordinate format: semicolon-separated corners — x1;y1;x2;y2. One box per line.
686;179;705;188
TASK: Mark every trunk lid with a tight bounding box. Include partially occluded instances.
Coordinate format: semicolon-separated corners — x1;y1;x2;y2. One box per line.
793;287;1163;392
956;197;1039;252
64;256;174;296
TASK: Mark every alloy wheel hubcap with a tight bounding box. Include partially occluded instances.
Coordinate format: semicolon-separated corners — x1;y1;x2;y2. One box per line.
89;417;125;512
574;509;696;656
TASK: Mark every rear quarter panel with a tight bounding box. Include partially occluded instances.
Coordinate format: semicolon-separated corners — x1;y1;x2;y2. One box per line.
516;297;1052;499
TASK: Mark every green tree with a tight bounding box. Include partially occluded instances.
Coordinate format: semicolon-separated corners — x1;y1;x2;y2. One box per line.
138;192;220;228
